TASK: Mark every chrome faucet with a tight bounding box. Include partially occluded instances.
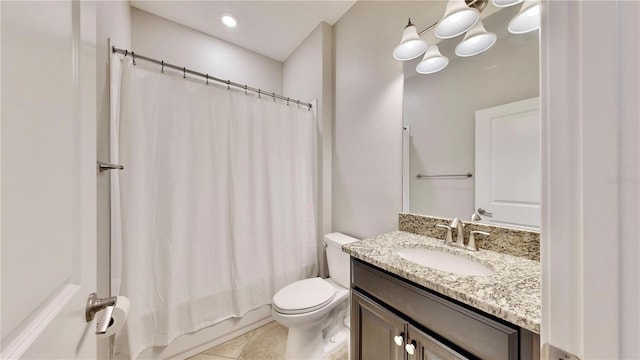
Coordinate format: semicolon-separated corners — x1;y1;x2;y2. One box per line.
449;218;465;247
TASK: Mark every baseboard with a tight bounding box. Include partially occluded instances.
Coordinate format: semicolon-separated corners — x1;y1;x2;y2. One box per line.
138;305;274;359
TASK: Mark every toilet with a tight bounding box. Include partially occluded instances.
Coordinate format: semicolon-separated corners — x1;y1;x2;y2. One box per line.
272;232;358;360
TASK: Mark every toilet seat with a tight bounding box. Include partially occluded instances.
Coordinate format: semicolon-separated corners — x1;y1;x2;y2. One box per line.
273;277;336;315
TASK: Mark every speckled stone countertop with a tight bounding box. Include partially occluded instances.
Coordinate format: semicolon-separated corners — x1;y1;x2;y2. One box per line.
343;231;541;334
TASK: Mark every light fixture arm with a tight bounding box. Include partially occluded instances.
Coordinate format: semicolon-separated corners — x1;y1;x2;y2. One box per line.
466;0;488;13
417;23;438;37
405;18;415;29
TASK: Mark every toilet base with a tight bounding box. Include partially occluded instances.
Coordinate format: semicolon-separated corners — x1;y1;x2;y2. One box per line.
323;328;348;356
284;303;349;360
284;327;348;360
285;326;324;360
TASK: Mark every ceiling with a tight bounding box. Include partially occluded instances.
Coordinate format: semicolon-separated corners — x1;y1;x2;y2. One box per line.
130;1;357;62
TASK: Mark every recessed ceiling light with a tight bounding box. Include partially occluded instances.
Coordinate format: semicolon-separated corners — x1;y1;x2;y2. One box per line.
220;13;238;28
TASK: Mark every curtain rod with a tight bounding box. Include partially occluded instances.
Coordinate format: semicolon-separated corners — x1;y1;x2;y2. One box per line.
112;46;312;110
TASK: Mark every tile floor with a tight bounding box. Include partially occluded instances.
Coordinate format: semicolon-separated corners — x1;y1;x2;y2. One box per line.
189;321;348;360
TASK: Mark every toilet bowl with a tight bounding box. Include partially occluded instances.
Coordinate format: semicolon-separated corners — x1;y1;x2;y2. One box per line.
272;233;358;360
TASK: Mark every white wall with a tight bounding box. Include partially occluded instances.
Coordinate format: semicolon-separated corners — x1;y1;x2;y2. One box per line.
283;22;333;276
131;8;282;94
404;30;539;218
333;2;421;239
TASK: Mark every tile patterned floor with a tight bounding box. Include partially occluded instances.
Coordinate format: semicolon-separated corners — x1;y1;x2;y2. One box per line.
189;321;348;360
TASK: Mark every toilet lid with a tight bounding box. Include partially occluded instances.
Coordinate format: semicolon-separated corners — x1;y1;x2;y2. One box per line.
273;277;337;315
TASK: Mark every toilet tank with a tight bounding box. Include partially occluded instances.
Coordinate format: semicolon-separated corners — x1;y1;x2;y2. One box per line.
324;233;359;288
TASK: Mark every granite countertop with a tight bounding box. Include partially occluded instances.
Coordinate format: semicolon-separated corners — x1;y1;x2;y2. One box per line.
343;230;541;334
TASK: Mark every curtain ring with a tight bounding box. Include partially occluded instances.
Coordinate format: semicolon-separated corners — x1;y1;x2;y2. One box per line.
183;67;186;79
132;51;136;65
272;92;276;102
287;97;290;106
206;74;209;85
258;89;261;99
244;85;247;95
308;104;311;111
124;49;128;57
227;80;231;90
161;60;164;73
297;100;300;109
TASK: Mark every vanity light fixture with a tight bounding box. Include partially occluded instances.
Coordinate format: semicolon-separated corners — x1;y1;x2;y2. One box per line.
508;0;540;34
220;13;238;28
454;20;497;57
416;45;449;74
491;0;524;8
435;0;480;39
395;0;538;75
393;19;428;61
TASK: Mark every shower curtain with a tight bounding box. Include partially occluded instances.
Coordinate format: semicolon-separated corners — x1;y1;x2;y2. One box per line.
109;54;318;359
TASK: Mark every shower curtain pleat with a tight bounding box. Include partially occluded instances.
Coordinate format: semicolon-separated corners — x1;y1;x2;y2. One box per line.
110;55;318;359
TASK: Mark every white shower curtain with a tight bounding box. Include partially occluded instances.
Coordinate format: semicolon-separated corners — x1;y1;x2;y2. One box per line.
110;54;318;359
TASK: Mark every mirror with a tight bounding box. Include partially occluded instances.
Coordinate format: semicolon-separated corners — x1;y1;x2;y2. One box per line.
402;5;540;230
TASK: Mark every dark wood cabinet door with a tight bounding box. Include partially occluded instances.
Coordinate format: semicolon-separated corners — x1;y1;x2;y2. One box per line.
407;325;469;360
352;290;406;360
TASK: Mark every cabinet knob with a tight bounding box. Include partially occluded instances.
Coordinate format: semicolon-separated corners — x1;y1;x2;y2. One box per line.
393;335;404;346
405;342;416;355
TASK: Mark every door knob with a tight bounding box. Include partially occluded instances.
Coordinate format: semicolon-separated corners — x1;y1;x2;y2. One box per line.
477;208;493;217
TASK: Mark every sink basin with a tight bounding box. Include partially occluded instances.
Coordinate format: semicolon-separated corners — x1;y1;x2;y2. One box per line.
395;248;495;276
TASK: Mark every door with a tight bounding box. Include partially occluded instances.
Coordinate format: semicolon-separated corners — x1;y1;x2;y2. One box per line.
1;1;98;359
475;97;540;230
406;325;469;360
352;290;406;360
541;1;640;358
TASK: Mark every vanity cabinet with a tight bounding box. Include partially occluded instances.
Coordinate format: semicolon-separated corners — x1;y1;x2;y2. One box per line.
352;291;468;360
350;259;539;360
351;291;405;360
